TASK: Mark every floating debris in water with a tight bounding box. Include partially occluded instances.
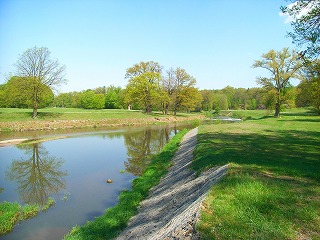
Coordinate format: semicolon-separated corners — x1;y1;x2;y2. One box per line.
106;179;113;183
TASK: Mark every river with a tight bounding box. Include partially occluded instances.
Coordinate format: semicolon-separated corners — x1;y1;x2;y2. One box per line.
0;123;193;240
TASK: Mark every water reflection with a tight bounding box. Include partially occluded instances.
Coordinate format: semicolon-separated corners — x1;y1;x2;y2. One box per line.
5;143;67;205
124;126;172;176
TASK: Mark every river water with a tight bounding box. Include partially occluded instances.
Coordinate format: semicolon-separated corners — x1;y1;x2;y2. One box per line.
0;123;192;240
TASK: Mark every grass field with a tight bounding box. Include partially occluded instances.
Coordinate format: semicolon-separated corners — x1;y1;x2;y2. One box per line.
0;108;160;122
0;108;200;122
1;108;319;239
0;108;204;132
192;109;320;239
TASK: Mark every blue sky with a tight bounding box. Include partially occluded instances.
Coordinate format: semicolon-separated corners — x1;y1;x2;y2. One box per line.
0;0;294;93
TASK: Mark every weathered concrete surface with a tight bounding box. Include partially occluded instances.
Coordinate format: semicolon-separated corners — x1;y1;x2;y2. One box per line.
115;128;228;240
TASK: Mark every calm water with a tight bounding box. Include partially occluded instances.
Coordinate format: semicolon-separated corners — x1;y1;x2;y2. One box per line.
0;123;191;240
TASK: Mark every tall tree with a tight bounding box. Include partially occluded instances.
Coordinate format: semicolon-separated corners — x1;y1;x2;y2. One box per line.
125;72;162;113
165;67;197;115
105;85;122;109
297;59;320;113
15;47;66;118
281;0;320;58
252;48;303;117
4;76;54;108
124;61;163;113
125;61;162;79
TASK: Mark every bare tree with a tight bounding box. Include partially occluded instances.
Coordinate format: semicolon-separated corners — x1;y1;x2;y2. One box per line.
15;47;66;118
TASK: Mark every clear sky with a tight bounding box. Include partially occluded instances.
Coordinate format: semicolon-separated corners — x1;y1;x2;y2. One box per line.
0;0;294;93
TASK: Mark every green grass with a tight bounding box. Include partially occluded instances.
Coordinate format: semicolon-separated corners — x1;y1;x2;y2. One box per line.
0;107;203;122
0;197;56;236
192;109;320;239
64;129;188;240
0;108;154;121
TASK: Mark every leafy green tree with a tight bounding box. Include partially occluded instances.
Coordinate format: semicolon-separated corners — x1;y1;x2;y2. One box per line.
281;0;320;58
124;61;163;113
0;84;5;107
179;87;203;112
125;61;162;79
165;67;197;115
125;72;162;113
3;76;53;108
252;48;303;117
222;86;237;109
54;92;72;108
105;86;122;109
212;93;228;111
200;90;214;111
297;60;320;113
15;47;66;118
80;90;105;109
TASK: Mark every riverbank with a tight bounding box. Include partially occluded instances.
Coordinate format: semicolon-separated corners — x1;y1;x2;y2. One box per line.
0;108;204;132
116;128;227;239
192;111;320;239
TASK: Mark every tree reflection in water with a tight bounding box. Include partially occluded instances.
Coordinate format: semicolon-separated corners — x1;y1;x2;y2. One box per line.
5;143;67;205
124;126;172;176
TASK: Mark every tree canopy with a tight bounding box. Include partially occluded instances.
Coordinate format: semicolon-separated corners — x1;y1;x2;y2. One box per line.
253;48;303;116
281;0;320;58
15;46;66;118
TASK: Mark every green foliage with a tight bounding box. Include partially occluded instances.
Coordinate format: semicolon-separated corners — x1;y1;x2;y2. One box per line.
281;0;320;58
0;197;56;235
192;110;320;239
64;129;188;240
125;72;162;113
42;198;56;211
2;76;54;108
80;90;105;109
54;92;82;108
253;48;303;116
297;59;320;114
165;67;198;115
105;86;122;109
14;46;66;118
0;202;21;235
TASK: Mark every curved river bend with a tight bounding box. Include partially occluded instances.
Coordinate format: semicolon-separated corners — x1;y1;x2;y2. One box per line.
0;123;192;240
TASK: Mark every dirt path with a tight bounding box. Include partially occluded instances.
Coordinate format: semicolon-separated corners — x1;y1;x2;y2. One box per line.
115;128;228;240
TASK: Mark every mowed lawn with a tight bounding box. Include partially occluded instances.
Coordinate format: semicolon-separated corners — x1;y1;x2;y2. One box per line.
0;108;159;122
193;110;320;239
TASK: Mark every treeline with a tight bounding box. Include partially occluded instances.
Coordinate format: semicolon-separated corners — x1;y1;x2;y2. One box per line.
52;85;299;111
0;60;317;114
0;77;313;113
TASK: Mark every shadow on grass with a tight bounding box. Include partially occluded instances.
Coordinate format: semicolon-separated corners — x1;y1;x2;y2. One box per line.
281;118;320;123
281;110;318;117
28;112;63;119
192;129;320;182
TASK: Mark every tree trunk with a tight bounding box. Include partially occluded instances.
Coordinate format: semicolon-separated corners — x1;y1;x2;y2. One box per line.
274;101;281;117
146;105;152;114
274;90;281;117
33;104;38;118
33;90;38;118
165;103;169;115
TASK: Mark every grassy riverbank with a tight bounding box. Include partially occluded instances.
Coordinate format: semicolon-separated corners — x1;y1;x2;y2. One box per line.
0;108;204;132
0;198;55;236
192;110;320;239
64;129;189;240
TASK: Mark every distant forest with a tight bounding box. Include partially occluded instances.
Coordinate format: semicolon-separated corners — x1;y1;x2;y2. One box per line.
0;83;306;112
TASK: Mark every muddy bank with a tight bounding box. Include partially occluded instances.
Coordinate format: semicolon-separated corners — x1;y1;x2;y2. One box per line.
0;116;204;132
